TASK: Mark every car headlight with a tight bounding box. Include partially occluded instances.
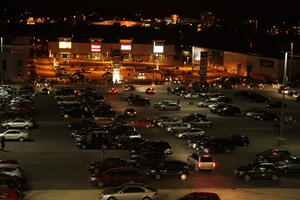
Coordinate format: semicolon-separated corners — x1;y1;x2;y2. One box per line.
238;171;245;175
150;170;156;173
277;165;285;169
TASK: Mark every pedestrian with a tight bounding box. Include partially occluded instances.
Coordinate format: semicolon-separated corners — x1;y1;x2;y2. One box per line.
177;99;180;105
0;136;5;151
167;86;171;95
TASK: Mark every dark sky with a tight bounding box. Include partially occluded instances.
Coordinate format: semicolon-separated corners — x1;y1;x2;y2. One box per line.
1;0;299;19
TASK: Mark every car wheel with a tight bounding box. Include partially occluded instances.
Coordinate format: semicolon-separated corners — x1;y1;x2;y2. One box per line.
271;174;279;181
243;174;251;181
180;173;188;180
97;181;105;187
154;174;161;180
19;137;25;142
24;125;29;129
107;197;116;200
143;197;152;200
5;125;10;129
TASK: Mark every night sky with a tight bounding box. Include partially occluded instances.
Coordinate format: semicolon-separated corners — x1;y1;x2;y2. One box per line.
1;0;299;19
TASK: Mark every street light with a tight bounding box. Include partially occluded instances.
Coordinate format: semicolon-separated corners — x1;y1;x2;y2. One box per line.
278;52;288;145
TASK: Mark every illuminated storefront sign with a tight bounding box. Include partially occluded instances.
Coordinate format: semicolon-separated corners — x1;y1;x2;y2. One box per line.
153;45;164;53
113;67;120;83
59;41;72;49
121;44;131;50
91;44;101;52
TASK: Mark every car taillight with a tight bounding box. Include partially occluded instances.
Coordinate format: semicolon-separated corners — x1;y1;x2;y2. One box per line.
198;162;202;168
154;192;158;196
213;162;216;168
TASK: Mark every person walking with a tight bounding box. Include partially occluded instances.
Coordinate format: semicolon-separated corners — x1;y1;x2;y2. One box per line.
177;99;180;105
0;136;5;151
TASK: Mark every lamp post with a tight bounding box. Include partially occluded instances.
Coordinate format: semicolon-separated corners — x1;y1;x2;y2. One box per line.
191;46;195;84
278;52;288;145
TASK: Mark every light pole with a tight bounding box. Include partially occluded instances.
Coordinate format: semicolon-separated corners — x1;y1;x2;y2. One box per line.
191;46;195;84
278;52;288;145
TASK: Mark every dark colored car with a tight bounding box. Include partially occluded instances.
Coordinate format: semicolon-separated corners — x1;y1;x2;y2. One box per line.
209;103;231;114
145;88;156;95
252;111;279;121
93;110;117;120
149;160;189;180
68;120;96;130
76;132;108;149
129;151;167;167
228;134;249;146
130;140;172;155
113;137;146;150
249;93;268;103
197;138;235;154
178;192;221;200
276;156;300;174
89;167;144;187
124;108;136;117
182;113;207;122
87;157;132;174
256;149;292;162
61;108;89;119
128;97;150;106
233;162;280;181
266;101;287;108
0;174;28;191
218;106;241;116
235;90;251;98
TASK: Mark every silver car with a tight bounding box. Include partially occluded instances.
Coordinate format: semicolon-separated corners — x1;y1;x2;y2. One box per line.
0;163;25;178
1;118;35;129
0;129;30;142
99;183;159;200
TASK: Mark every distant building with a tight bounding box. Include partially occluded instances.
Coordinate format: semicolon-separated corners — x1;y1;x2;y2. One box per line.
0;36;30;82
48;37;176;63
193;46;300;81
200;11;216;28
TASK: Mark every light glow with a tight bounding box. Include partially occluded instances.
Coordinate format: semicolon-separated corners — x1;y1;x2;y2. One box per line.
153;45;164;53
59;41;72;49
91;44;101;52
121;44;131;50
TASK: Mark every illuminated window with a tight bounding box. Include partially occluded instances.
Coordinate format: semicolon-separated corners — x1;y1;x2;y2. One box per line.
121;44;131;50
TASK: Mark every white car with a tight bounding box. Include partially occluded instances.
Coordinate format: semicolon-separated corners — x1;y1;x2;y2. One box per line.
0;129;30;142
197;98;221;107
190;119;213;128
184;93;200;99
176;128;205;138
158;102;181;111
99;182;159;200
166;123;191;133
157;118;182;127
0;163;25;178
1;118;35;129
187;153;216;171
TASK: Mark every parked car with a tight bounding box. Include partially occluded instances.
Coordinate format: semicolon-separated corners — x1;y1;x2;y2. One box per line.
218;106;241;116
87;157;131;174
0;130;30;142
276;156;300;174
1;119;36;129
166;123;191;133
131;119;155;128
157;118;182;127
89;167;143;187
189;119;213;128
187;153;216;171
0;165;25;179
129;151;167;167
266;101;287;108
154;100;175;108
0;189;25;200
176;128;205;138
149;160;189;180
233;162;280;181
68;120;96;130
128;97;150;106
184;93;200;99
98;182;159;200
182;113;207;122
228;134;249;146
256;149;292;162
158;102;181;111
252;111;279;121
178;192;220;200
197;138;235;154
130;140;172;155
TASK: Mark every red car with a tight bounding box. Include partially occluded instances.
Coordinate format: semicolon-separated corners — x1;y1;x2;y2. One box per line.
145;88;155;95
108;88;118;95
0;189;25;200
89;167;144;187
87;157;131;173
132;118;155;128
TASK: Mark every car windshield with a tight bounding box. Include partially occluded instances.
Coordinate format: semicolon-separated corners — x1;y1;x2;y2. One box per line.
201;156;213;162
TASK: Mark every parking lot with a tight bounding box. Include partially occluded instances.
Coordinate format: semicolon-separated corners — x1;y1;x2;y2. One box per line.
1;83;300;200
